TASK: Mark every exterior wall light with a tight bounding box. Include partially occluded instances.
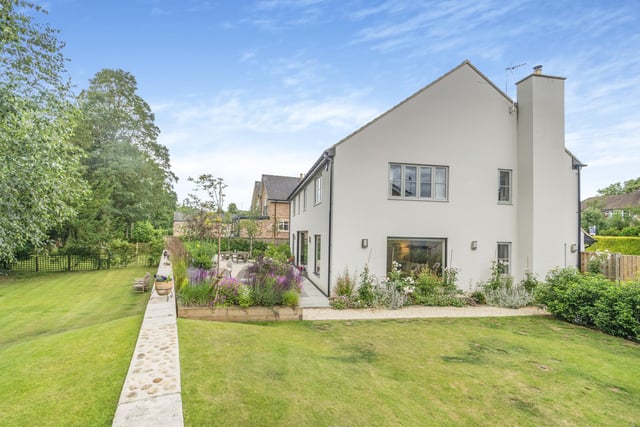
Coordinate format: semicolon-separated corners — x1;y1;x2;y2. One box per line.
471;241;478;250
361;239;368;249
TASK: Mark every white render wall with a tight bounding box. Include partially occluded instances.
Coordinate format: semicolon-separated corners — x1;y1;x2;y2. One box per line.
330;64;519;290
290;169;332;295
516;75;580;277
290;62;581;295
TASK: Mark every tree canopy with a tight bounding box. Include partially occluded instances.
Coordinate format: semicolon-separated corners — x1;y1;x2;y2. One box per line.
597;177;640;196
1;1;87;261
66;68;177;246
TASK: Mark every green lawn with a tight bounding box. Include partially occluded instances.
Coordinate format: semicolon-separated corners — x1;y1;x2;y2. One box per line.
179;316;640;426
0;268;150;426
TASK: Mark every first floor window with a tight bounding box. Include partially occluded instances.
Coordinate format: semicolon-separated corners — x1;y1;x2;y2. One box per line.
496;242;511;274
498;169;512;203
389;163;448;201
303;188;307;211
277;220;289;232
387;237;446;275
314;235;321;274
315;175;322;204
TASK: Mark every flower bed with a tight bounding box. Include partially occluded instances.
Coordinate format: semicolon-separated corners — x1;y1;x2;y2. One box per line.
177;256;304;321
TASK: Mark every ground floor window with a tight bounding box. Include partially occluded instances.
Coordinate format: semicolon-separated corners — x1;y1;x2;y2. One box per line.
387;237;446;275
297;231;308;266
496;242;511;274
314;235;321;274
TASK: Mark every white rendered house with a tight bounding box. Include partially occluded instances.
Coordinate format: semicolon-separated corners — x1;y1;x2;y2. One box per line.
288;61;584;296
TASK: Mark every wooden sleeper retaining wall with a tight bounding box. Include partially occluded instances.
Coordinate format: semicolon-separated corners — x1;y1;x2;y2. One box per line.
178;305;303;322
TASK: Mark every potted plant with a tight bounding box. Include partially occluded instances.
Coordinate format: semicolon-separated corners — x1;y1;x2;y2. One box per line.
154;274;173;296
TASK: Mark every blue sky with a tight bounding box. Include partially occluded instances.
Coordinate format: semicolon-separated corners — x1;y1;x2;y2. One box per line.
36;0;640;209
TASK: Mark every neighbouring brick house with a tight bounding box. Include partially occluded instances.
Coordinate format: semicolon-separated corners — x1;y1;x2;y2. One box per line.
244;174;301;244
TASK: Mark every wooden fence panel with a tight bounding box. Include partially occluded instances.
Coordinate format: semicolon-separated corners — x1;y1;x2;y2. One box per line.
581;252;640;281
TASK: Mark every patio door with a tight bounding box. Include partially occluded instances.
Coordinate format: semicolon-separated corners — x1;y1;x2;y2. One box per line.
297;231;308;267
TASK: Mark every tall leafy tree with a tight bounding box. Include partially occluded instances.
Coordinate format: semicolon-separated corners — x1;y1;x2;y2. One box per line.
69;69;177;244
0;1;87;261
597;177;640;195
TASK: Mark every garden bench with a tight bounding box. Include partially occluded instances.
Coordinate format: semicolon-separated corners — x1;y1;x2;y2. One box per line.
133;272;151;293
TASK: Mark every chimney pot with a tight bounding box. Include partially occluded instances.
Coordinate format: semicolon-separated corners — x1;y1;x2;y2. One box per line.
533;65;543;74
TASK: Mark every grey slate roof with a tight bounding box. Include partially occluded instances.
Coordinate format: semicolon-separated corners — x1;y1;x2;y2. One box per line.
262;174;300;201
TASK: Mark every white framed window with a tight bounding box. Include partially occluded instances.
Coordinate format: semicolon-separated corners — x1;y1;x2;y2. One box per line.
314;175;322;204
314;235;321;274
278;220;289;232
292;196;296;216
389;163;448;201
498;169;512;203
303;188;307;211
497;242;511;275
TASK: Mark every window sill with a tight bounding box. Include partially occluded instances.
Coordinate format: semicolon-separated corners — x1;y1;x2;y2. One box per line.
388;197;449;202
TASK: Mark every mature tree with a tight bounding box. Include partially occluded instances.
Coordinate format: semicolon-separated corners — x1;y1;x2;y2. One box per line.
598;177;640;195
68;68;177;245
0;1;87;261
182;174;226;262
227;203;239;215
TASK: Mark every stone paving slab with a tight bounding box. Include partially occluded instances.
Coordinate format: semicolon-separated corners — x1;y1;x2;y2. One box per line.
113;258;183;427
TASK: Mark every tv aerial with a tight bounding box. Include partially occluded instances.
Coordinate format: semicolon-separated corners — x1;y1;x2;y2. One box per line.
505;62;527;95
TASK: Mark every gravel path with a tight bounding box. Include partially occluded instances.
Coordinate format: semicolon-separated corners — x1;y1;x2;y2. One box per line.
303;305;549;320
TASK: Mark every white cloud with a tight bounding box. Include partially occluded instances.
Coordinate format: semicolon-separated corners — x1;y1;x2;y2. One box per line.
156;89;380;208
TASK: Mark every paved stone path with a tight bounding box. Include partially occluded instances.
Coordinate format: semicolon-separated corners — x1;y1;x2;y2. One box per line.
113;260;183;427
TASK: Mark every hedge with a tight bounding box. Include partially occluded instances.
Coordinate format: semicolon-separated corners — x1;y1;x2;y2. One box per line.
536;267;640;341
586;236;640;255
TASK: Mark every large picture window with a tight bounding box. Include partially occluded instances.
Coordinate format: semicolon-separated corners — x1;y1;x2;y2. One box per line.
387;237;446;275
389;164;448;201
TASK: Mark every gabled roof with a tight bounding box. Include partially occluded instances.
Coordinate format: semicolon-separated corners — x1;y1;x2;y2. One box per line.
290;60;512;198
582;192;640;211
262;174;300;201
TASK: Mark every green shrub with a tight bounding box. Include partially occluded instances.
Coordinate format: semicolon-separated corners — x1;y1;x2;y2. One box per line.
108;239;136;266
334;268;356;296
282;289;299;307
413;267;463;307
536;268;640;341
481;261;534;308
238;285;253;308
251;274;277;307
357;266;377;307
586;236;640;255
178;283;211;307
263;243;291;263
214;278;242;307
184;240;217;269
593;282;640;340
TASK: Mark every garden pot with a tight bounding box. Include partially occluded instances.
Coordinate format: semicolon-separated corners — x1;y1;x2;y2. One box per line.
155;281;173;296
